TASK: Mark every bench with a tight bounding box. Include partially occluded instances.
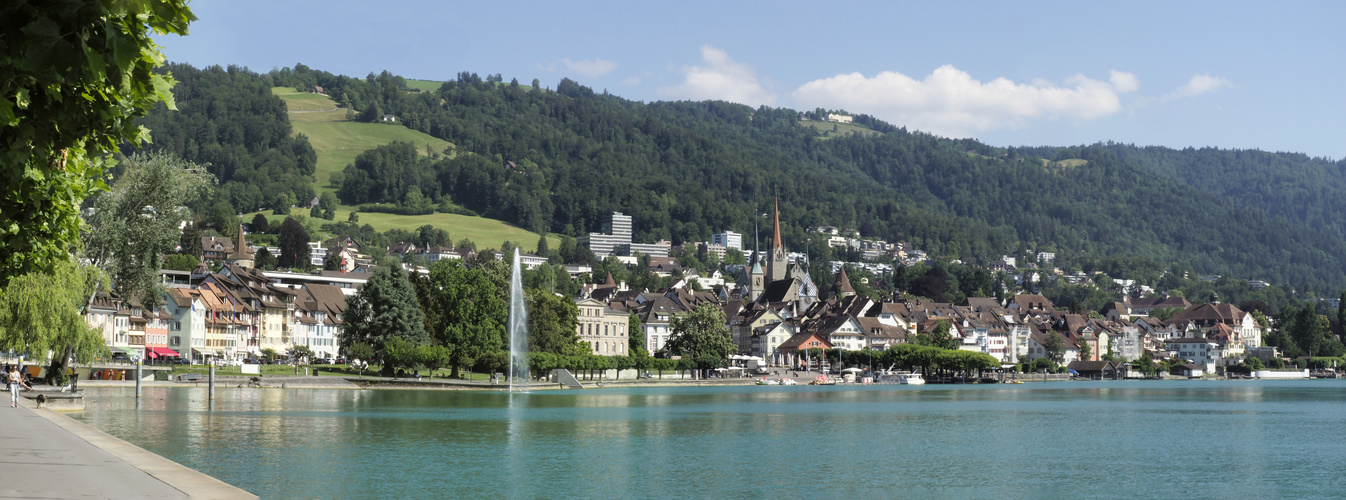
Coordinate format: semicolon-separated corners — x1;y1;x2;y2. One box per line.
177;373;202;382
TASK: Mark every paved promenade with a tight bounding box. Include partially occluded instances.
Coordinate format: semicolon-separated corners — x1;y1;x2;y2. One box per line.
0;395;255;499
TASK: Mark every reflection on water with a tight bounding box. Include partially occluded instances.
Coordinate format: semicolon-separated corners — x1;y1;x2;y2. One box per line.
71;381;1346;499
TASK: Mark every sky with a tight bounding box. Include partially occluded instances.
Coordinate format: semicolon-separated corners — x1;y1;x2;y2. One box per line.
157;0;1344;159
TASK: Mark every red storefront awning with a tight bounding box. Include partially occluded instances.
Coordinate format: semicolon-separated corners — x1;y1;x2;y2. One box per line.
150;347;180;357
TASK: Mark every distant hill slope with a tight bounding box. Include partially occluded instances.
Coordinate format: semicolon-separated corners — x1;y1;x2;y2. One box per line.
270;87;452;195
148;64;1346;292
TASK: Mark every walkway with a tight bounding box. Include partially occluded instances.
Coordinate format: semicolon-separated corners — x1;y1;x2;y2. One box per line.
0;395;255;499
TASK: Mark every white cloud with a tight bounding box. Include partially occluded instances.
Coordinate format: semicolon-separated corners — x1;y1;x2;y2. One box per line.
1167;73;1233;99
563;58;617;78
792;65;1138;138
659;46;777;107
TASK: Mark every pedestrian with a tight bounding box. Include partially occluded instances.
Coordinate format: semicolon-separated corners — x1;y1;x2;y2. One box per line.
8;364;32;408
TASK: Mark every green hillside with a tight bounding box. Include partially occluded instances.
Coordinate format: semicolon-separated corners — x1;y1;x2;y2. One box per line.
799;119;879;139
138;64;1346;293
272;88;453;193
404;79;442;92
246;207;558;252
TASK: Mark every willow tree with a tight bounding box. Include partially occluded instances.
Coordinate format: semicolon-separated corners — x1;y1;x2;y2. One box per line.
0;261;108;384
83;152;213;305
1;1;195;286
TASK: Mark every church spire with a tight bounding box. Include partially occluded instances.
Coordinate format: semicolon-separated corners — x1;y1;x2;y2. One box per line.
772;197;783;251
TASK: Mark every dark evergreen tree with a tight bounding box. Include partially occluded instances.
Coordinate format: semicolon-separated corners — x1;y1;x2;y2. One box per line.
277;217;309;269
340;265;429;375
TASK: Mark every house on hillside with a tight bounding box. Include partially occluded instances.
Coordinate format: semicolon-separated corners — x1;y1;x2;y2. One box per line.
381;114;397;122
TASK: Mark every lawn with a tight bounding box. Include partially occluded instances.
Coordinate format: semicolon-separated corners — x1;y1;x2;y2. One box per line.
272;87;454;195
271;88;338;111
404;79;443;92
799;119;880;138
242;207;558;253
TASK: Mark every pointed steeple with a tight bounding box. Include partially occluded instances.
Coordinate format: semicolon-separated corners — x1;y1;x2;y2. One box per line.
604;273;617;287
768;196;787;282
772;197;783;251
833;267;855;299
226;224;254;268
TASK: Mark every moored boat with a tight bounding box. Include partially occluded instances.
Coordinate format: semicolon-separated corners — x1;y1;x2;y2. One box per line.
898;373;925;385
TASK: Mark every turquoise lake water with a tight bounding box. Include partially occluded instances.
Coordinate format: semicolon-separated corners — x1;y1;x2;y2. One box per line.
71;380;1346;499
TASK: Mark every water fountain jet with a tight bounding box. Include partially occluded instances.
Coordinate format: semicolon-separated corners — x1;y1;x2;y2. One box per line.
507;248;529;391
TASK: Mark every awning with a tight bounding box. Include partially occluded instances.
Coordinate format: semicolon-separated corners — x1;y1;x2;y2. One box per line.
150;347;180;357
110;346;138;357
192;348;221;356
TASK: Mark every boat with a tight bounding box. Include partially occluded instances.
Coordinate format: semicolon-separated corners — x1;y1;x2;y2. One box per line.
779;378;797;386
810;375;836;386
897;373;925;385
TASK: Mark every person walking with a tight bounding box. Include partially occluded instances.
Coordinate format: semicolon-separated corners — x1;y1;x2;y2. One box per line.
7;364;32;408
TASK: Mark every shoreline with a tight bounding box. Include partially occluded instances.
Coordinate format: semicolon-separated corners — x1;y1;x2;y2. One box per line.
11;398;256;499
73;372;1284;392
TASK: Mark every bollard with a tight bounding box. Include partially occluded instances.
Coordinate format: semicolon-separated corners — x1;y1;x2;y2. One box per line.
208;362;216;400
135;361;142;398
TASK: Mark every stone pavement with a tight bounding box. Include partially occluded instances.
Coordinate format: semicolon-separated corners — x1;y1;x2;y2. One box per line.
0;394;255;499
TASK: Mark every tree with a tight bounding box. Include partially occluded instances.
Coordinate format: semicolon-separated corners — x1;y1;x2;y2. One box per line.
260;347;277;363
1044;331;1066;364
1338;290;1346;340
206;200;239;238
913;320;959;350
1079;338;1092;361
277;217;309;269
345;342;374;376
254;248;278;271
382;337;420;376
664;304;735;362
340;266;428;375
0;261;110;385
179;222;203;258
163;254;199;272
417;344;451;378
250;213;270;234
526;289;585;355
1;1;195;287
291;345;313;364
319;192;339;220
83;152;213;305
628;312;647;356
422;260;507;377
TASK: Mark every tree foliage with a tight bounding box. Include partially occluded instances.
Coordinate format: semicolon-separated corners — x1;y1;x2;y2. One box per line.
83;152;213;304
277;217;309;269
0;1;194;286
526;288;586;356
340;265;428;374
421;260;507;377
0;261;109;368
664;304;735;360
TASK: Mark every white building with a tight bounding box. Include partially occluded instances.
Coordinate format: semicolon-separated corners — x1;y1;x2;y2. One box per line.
711;231;743;251
308;241;326;267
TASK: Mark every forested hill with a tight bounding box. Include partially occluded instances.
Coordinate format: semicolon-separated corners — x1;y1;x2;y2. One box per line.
139;64;1346;292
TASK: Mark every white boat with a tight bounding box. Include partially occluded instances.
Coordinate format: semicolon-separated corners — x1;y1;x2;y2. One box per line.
897;373;925;385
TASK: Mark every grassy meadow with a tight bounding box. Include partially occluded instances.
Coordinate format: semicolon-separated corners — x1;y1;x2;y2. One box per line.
251;90;558;253
799;119;880;138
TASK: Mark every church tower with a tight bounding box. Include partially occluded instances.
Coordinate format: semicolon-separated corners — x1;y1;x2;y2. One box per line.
768;197;788;283
749;261;765;302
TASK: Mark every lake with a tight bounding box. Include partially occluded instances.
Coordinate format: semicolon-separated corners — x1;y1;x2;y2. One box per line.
70;380;1346;499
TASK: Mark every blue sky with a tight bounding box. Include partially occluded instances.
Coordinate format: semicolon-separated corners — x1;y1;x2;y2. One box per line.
158;0;1344;159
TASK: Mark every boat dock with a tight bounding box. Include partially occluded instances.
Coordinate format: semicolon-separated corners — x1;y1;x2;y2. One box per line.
0;396;255;499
